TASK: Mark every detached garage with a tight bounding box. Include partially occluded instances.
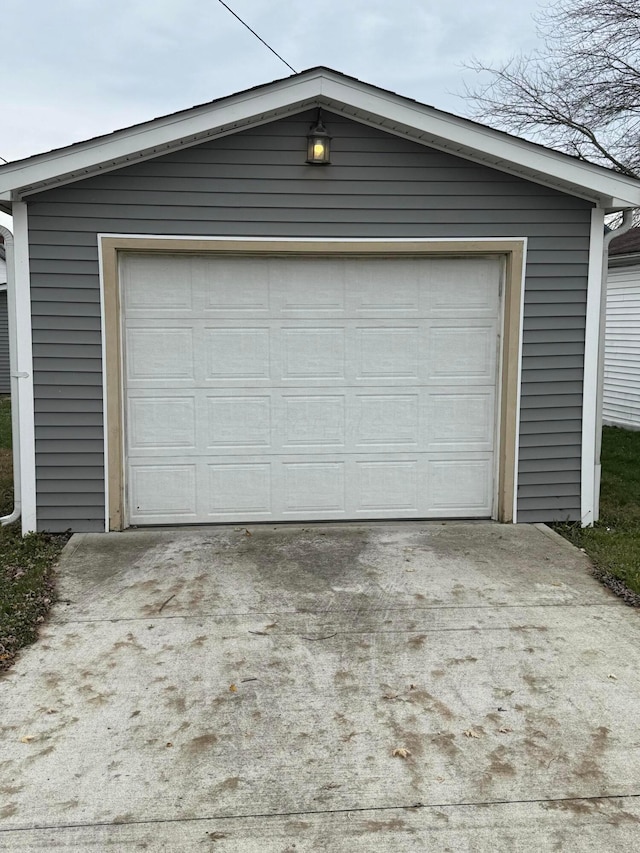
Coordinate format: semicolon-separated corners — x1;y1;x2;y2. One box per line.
1;67;639;533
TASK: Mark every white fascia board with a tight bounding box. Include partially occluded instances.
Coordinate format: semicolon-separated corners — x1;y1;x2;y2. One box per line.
2;68;640;208
0;75;321;195
317;76;640;209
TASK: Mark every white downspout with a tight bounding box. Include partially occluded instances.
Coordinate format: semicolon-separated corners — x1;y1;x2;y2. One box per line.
0;222;22;525
594;209;635;521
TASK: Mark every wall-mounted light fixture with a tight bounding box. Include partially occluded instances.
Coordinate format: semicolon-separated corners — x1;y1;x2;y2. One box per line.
306;110;331;165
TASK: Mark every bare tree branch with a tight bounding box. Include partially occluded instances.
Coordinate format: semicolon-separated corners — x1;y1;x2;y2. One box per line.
461;0;640;179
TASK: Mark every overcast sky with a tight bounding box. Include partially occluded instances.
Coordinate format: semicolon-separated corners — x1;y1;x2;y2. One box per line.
0;0;547;230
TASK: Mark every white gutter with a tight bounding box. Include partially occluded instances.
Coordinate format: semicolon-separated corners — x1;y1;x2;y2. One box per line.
0;222;22;525
593;209;635;521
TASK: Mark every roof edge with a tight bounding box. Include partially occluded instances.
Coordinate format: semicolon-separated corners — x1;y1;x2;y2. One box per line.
1;66;640;209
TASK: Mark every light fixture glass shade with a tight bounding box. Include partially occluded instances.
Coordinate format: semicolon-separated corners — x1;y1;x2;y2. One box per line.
306;115;331;164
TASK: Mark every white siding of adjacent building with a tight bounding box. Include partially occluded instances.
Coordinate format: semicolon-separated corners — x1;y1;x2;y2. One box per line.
604;264;640;429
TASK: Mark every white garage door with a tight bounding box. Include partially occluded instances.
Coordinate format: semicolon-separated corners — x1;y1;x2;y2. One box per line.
121;253;501;525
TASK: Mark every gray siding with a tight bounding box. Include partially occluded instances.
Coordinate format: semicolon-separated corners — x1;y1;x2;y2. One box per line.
26;110;593;531
0;291;9;396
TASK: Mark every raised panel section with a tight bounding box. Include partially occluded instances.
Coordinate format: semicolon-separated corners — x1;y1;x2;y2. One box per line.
282;396;345;447
129;465;196;517
274;259;345;312
208;463;271;513
281;328;345;379
126;328;193;381
355;395;419;446
347;259;420;314
283;462;345;512
122;254;193;312
428;258;501;315
428;458;492;513
356;461;418;511
205;328;270;379
428;323;496;382
207;396;271;448
356;327;419;379
197;256;270;313
427;392;495;450
128;397;195;450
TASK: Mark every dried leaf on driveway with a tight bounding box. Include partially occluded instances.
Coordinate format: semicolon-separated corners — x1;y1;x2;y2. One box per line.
499;726;513;734
463;729;481;739
20;735;35;743
229;684;238;693
392;747;411;759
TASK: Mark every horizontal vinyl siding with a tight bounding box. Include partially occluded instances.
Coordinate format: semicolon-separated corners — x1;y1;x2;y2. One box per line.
0;291;10;395
26;110;592;530
603;266;640;429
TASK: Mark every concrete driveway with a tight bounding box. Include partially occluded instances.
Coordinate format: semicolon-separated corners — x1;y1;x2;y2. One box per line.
1;522;639;851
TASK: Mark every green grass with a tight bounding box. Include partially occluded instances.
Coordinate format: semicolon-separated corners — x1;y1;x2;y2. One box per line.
0;399;66;672
0;396;12;450
555;425;640;599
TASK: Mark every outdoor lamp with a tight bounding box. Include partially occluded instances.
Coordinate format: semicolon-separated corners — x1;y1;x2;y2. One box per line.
307;111;331;164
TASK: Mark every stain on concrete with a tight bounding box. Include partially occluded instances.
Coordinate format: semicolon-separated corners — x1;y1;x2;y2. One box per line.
0;784;23;796
184;733;218;754
431;731;460;761
0;803;18;819
480;746;516;789
239;527;369;592
407;634;427;649
573;727;611;784
361;817;414;833
166;697;187;713
409;689;455;721
113;812;135;824
446;656;478;666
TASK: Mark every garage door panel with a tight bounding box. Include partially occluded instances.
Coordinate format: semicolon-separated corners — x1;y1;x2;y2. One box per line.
123;254;195;313
427;457;493;514
204;327;271;380
356;460;419;511
127;453;495;524
128;396;196;450
428;264;500;316
428;322;498;382
281;395;345;448
281;328;346;379
122;254;501;524
206;396;272;449
426;391;495;451
129;464;197;520
126;327;194;381
208;462;272;515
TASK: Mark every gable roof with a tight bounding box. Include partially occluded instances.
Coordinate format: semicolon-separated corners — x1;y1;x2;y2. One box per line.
1;66;640;212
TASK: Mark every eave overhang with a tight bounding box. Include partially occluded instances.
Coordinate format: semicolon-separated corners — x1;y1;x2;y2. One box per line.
1;67;640;212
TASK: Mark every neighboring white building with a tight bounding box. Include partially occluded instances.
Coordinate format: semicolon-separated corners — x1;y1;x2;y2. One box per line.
604;227;640;429
0;237;6;284
0;238;8;394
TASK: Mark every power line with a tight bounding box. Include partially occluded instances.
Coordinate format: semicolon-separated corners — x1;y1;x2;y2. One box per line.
217;0;297;75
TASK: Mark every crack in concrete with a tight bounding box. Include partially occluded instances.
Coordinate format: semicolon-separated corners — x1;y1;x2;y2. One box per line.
2;793;639;835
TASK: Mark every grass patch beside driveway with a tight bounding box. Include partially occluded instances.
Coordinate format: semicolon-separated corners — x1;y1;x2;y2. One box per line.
0;397;66;672
555;425;640;601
